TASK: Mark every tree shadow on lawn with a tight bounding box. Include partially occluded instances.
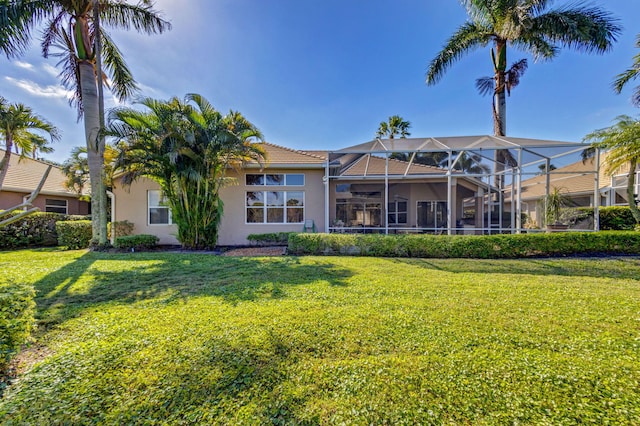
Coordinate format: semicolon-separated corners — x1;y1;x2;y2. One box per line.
390;256;640;281
33;252;352;329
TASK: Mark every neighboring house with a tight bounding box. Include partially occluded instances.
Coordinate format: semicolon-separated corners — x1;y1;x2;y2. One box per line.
0;149;89;215
517;154;640;225
116;136;640;245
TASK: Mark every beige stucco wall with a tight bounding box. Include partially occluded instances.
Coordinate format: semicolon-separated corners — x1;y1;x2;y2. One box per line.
217;168;326;245
112;177;179;245
112;168;326;246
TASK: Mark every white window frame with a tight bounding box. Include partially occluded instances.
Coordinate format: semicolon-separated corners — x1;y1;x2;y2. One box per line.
245;190;305;224
245;173;305;186
148;190;172;225
45;198;68;214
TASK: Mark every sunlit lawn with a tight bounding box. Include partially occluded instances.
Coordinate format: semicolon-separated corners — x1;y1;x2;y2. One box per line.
1;249;639;424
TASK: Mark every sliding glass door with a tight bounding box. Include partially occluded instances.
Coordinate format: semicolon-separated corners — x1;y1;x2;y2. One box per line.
417;201;447;230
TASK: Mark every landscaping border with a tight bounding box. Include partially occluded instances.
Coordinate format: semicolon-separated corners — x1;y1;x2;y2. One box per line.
288;231;640;258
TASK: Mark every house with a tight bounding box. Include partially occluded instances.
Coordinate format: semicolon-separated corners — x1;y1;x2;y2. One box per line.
112;135;598;246
517;153;640;226
0;150;89;215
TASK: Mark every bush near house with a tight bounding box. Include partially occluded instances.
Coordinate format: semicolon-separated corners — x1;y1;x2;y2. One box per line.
108;220;134;240
114;234;159;251
0;279;35;389
575;206;638;230
0;212;87;249
56;220;92;250
288;231;640;258
247;232;294;246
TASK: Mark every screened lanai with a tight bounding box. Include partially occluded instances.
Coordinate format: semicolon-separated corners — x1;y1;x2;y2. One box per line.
324;135;601;235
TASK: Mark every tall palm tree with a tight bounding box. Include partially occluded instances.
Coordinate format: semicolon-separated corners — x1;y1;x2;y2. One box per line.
0;97;60;192
376;115;411;139
0;0;171;245
378;115;412;161
109;94;266;249
426;0;620;137
583;115;640;224
614;34;640;107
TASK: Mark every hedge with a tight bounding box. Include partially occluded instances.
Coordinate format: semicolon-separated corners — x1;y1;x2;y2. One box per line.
247;232;294;246
0;280;35;389
114;234;159;251
288;231;640;258
56;221;92;250
0;212;87;249
574;206;638;230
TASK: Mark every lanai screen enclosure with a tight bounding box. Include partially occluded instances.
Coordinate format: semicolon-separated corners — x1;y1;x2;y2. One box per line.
324;136;600;235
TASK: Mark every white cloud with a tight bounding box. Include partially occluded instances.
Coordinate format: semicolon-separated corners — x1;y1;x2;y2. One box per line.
42;63;60;78
5;77;73;100
14;61;34;70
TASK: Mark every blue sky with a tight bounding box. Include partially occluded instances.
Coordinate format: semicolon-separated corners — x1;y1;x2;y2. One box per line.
1;0;639;163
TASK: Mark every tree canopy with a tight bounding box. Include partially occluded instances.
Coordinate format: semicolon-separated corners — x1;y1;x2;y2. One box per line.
109;94;266;249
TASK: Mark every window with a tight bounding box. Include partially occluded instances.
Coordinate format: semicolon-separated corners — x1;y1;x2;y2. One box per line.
148;190;171;225
388;200;408;225
45;199;67;214
246;191;304;223
246;173;304;186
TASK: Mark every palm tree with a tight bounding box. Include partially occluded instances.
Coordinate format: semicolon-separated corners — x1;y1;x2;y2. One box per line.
0;0;171;245
62;144;118;195
583;115;640;224
377;115;411;139
453;151;490;174
0;97;60;192
109;94;266;249
614;34;640;107
426;0;620;137
378;115;412;161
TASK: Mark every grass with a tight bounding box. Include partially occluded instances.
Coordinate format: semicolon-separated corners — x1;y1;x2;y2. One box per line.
0;249;639;424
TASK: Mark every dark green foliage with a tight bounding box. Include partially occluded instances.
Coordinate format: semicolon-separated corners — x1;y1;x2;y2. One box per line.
288;232;640;258
108;220;134;239
247;232;294;246
575;206;637;230
114;234;159;251
0;212;87;249
0;280;35;387
56;220;92;250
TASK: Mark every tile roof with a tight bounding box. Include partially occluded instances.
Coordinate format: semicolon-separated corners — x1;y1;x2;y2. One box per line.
519;158;605;200
1;150;80;197
341;155;447;176
254;142;326;166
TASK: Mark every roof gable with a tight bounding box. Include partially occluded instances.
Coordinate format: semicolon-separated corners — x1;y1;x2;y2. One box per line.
1;150;80;197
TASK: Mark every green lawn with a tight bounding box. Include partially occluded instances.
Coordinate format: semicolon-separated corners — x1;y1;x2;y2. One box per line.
1;249;639;424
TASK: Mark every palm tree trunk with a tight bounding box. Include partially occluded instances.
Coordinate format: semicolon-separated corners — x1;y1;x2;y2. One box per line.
79;60;106;244
627;159;640;224
493;40;508;203
0;135;13;192
94;1;108;245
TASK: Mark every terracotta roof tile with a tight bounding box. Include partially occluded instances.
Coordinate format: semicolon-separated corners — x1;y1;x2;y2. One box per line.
252;142;326;166
1;150;80;196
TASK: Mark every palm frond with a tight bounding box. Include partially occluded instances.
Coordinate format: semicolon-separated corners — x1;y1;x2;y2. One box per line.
426;21;493;85
0;0;57;58
100;30;137;101
100;1;171;34
529;6;621;54
475;76;494;96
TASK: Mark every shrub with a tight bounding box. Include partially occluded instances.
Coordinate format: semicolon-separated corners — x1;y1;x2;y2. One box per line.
0;212;87;249
247;232;294;246
108;220;134;239
574;206;636;230
288;231;640;258
56;220;92;250
0;280;35;386
114;234;159;251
